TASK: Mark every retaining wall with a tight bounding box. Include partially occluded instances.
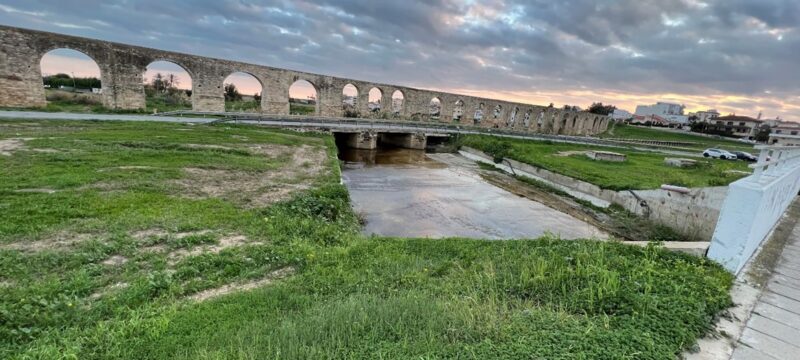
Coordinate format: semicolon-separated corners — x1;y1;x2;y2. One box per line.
461;146;727;240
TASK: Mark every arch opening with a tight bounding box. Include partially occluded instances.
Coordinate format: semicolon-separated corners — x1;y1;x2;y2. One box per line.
474;103;485;125
508;106;519;127
429;97;442;120
144;60;193;112
536;110;545;129
453;100;464;122
391;90;404;117
289;79;318;115
523;110;532;128
493;105;502;120
223;71;262;113
368;87;382;113
342;84;359;117
40;49;103;109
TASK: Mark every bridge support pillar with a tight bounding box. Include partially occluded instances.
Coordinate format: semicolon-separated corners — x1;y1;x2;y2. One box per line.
379;132;427;150
340;131;377;149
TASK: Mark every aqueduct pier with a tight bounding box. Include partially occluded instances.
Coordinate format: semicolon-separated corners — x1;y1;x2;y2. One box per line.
0;25;609;136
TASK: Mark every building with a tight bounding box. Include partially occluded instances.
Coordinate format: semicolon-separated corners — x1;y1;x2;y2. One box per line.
709;115;764;139
769;134;800;146
692;109;720;123
610;109;632;121
771;121;800;136
635;102;689;124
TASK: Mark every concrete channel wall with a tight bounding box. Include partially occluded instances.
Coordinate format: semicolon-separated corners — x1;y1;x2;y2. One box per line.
460;146;728;241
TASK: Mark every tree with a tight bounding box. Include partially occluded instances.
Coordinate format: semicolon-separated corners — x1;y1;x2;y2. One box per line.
754;126;771;143
253;92;261;102
588;102;616;115
224;83;242;102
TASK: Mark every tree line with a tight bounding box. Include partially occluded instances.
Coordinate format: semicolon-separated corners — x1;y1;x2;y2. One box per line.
42;73;101;89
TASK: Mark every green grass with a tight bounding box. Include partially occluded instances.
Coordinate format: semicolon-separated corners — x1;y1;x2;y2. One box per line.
224;100;260;112
463;135;751;190
601;123;755;152
0;120;734;359
290;102;316;115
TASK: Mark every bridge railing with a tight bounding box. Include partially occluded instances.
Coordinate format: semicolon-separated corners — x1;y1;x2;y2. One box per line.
151;110;710;155
707;145;800;273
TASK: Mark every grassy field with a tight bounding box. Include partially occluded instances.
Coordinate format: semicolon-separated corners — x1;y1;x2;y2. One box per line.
462;135;751;190
0;120;733;359
290;102;316;115
224;100;260;112
601;123;756;152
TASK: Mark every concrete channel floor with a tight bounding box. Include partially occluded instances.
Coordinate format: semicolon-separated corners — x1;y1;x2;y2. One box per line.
731;222;800;360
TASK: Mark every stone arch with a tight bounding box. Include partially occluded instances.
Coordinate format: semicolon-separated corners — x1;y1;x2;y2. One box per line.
430;97;442;120
368;87;383;114
571;115;578;133
523;109;532;128
143;60;194;111
342;83;359;117
222;71;263;112
474;103;485;125
592;116;599;133
508;106;519;127
391;89;405;117
288;78;319;115
453;99;465;122
535;110;545;130
39;48;104;107
558;112;569;134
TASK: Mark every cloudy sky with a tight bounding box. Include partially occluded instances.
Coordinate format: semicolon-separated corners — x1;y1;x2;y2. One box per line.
3;0;799;120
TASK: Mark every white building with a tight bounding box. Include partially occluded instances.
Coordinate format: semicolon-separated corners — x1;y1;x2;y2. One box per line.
692;109;719;123
635;102;689;124
610;109;632;121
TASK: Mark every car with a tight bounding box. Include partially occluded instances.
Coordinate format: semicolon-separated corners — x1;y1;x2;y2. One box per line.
703;148;737;160
732;151;758;162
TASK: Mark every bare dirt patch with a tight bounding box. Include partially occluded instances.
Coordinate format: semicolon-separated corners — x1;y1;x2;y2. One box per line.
168;234;256;264
30;148;60;153
13;188;57;194
131;229;169;241
1;232;94;252
101;255;129;266
0;138;31;156
89;282;129;300
188;267;295;302
185;143;237;151
555;150;589;157
98;165;157;172
174;144;328;207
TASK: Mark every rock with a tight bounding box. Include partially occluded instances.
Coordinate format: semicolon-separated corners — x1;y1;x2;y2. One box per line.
586;151;626;162
664;158;697;167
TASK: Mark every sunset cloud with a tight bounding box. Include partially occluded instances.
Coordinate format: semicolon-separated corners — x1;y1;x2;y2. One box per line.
4;0;798;121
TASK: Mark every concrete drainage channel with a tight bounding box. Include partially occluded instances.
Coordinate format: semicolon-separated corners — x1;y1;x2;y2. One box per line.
459;146;717;256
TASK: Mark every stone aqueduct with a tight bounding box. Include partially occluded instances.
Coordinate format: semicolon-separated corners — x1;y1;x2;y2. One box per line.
0;25;609;135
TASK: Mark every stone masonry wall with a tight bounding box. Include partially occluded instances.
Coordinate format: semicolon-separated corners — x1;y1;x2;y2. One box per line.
0;25;610;135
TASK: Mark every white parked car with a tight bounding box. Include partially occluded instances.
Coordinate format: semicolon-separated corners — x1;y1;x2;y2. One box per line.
703;148;737;160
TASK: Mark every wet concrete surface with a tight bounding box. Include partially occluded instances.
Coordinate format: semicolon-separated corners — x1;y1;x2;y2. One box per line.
339;147;607;240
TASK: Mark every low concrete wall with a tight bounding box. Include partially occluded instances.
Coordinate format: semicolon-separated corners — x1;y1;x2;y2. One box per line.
460;146;727;241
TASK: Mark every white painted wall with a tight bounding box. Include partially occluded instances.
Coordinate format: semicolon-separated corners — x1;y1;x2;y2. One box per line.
707;147;800;273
